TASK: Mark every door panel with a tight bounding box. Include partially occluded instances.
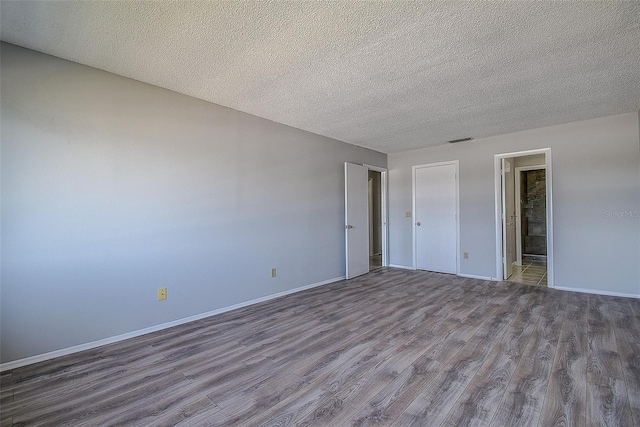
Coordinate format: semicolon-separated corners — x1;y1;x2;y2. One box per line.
345;163;369;279
502;158;516;279
415;164;457;274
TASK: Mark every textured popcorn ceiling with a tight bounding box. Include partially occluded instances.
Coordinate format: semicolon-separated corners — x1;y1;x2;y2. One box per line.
1;1;639;153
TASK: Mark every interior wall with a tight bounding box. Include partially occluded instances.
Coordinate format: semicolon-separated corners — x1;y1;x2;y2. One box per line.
0;43;387;364
389;112;640;296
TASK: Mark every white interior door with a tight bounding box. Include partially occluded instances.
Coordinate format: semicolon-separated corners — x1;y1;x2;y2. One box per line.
502;158;516;279
345;162;369;279
414;163;457;274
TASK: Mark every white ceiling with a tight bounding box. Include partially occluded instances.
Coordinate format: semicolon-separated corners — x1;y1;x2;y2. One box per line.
1;1;639;153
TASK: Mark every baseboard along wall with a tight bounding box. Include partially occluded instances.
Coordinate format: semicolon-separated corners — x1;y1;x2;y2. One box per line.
0;276;345;372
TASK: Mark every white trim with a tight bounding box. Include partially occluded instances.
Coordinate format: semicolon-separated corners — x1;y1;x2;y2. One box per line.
501;158;508;278
412;166;416;269
388;264;414;270
554;286;640;299
364;164;389;267
494;156;503;281
494;148;554;288
494;148;551;159
344;162;351;278
412;160;460;274
0;276;345;372
514;164;546;265
545;151;555;289
458;273;498;281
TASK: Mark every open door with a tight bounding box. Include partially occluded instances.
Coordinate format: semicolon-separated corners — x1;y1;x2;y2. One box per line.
502;158;516;279
345;162;369;279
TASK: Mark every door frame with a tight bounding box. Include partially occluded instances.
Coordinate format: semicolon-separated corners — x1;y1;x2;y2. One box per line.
412;160;460;273
364;164;389;267
494;148;554;287
515;164;546;266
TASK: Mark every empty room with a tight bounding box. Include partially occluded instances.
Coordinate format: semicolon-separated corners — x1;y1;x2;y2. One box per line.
1;2;639;426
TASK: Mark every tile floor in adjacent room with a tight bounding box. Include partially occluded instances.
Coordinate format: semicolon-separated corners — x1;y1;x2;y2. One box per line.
507;257;547;286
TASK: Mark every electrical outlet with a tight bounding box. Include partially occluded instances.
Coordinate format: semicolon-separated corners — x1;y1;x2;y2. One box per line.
158;287;167;301
271;268;277;278
464;252;469;259
405;211;412;218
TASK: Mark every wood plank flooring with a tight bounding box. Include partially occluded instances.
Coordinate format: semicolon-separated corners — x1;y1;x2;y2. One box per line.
1;268;639;426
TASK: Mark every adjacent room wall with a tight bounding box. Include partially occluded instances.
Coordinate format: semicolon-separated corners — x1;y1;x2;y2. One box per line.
514;154;545;168
0;43;386;364
389;112;640;296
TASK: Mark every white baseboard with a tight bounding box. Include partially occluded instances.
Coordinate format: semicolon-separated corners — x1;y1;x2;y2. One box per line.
0;276;345;372
457;273;498;281
554;286;640;299
388;264;414;270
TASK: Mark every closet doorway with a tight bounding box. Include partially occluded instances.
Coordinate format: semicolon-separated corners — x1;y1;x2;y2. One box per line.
368;170;383;270
412;161;459;274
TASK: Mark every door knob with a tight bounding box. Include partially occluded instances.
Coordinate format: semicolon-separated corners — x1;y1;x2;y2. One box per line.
416;222;421;226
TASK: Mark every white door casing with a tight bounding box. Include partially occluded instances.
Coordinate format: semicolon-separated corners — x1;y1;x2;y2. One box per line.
345;162;369;279
413;162;459;274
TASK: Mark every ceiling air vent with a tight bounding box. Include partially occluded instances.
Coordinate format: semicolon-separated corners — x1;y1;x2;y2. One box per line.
448;137;473;143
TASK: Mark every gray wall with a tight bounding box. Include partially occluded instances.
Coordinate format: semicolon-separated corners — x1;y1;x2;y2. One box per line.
0;43;386;363
389;113;640;295
514;154;545;168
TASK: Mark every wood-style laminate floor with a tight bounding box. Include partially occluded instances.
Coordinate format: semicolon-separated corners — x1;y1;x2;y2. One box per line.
2;268;639;426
